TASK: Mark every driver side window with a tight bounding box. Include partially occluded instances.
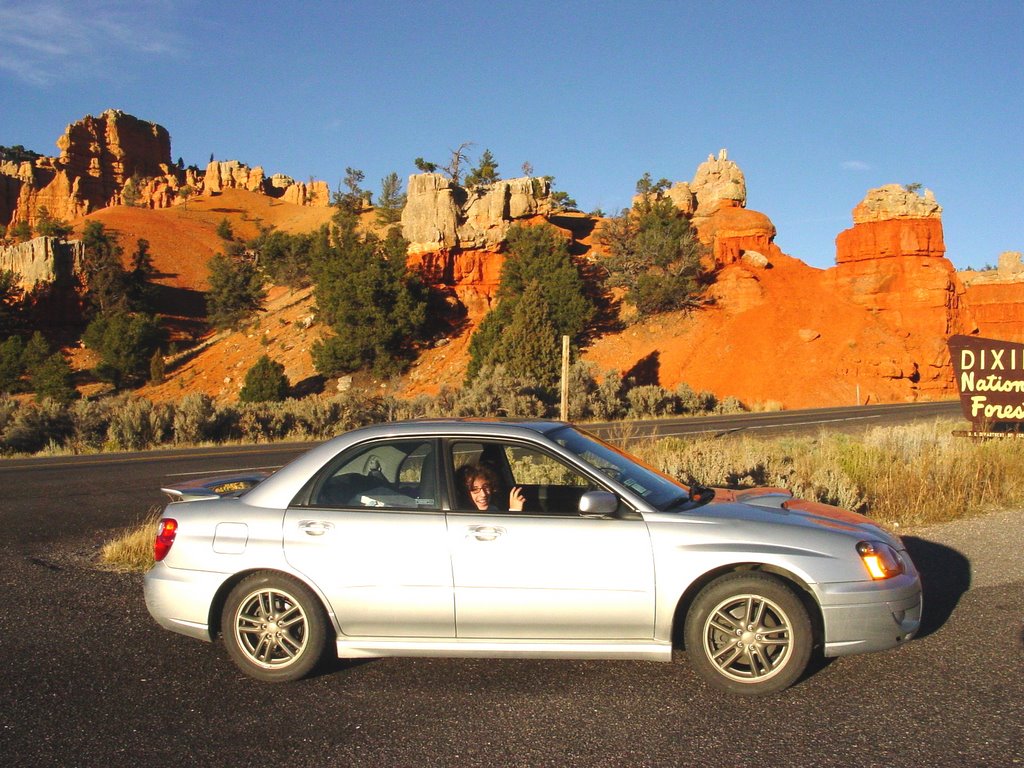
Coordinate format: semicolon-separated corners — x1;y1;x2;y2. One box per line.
450;440;597;515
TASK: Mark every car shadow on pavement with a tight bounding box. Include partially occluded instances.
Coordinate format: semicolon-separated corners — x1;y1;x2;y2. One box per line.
901;536;971;637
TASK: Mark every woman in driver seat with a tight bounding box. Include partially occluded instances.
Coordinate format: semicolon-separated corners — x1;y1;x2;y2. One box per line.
456;463;525;512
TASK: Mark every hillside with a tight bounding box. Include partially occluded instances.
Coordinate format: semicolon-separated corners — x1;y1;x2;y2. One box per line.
4;110;1024;409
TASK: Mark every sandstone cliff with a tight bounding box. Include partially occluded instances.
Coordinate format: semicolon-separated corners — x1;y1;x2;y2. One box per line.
958;251;1024;343
402;173;556;318
581;172;978;407
401;173;553;253
0;236;84;289
0;110;331;232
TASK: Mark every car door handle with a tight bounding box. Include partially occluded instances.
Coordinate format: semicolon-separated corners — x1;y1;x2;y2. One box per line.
467;525;506;542
298;520;334;536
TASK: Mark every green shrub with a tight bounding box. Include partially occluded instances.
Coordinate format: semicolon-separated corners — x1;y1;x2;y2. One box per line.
675;382;716;414
717;395;746;414
291;395;343;439
210;403;242;442
626;385;676;418
238;402;294;442
32;352;77;404
1;399;73;454
239;355;290;403
453;365;549;418
173;393;214;444
106;396;157;451
70;398;112;450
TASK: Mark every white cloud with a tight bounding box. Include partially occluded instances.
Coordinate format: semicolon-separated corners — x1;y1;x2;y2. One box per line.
841;160;871;172
0;0;181;86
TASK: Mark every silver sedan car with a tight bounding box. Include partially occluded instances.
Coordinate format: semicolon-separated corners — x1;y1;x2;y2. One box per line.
144;419;922;695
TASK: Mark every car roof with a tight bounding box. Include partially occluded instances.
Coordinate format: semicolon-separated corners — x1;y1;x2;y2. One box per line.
343;418;571;438
240;418;574;509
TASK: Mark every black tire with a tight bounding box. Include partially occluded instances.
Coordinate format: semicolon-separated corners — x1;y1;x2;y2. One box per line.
221;572;329;682
684;572;812;695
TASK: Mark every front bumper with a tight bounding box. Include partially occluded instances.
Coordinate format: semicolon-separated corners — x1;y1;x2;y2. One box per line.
818;571;923;657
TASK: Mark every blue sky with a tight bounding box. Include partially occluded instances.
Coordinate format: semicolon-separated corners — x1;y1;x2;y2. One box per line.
1;0;1021;269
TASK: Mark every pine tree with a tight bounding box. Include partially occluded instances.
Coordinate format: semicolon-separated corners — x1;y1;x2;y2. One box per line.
83;311;165;388
492;281;561;389
121;174;142;207
206;253;266;330
0;335;25;392
0;269;25;336
31;352;76;404
81;221;129;315
376;172;406;225
597;173;711;317
149;347;165;384
35;206;73;239
465;149;500;189
467;223;593;381
310;221;427;377
239;355;290;402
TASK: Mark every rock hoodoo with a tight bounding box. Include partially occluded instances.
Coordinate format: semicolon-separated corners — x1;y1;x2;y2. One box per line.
402;173;556;318
401;173;553;253
0;110;331;231
690;148;747;214
664;149;781;269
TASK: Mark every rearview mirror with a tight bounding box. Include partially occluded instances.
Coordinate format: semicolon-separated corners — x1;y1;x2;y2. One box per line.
578;490;619;518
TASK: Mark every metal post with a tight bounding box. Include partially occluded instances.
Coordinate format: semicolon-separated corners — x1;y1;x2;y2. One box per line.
560;335;570;421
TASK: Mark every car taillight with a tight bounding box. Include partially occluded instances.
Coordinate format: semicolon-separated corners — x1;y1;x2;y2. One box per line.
154;518;178;561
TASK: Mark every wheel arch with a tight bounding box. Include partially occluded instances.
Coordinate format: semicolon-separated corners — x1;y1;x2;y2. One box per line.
207;568;336;641
671;562;824;651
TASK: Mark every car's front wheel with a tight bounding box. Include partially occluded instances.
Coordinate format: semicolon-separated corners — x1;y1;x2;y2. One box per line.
221;572;329;682
684;572;812;695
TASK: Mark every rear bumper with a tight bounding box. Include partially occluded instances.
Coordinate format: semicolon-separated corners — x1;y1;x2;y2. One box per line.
144;562;227;642
818;572;923;657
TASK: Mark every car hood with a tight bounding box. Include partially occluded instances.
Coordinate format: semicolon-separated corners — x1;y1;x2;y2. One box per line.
707;487;900;544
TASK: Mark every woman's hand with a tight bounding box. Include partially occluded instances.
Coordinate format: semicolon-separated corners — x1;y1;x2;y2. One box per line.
508;486;525;511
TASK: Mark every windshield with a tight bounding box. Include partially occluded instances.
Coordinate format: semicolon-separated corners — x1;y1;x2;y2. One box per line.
551;426;690;510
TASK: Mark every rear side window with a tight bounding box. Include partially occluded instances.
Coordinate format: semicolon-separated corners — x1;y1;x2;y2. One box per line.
310;440;438;510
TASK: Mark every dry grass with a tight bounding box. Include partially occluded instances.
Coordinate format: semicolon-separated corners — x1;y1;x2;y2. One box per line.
634;419;1024;528
99;507;162;572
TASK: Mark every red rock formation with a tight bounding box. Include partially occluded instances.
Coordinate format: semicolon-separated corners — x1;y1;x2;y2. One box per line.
693;203;783;267
829;183;963;345
959;254;1024;344
57;109;172;191
835;217;946;263
1;110;331;230
963;282;1024;343
4;110;177;226
580;179;980;407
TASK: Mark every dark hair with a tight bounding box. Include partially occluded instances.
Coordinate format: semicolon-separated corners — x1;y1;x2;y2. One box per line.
456;463;499;491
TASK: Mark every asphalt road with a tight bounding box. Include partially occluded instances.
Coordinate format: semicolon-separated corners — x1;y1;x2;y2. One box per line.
3;401;1021;767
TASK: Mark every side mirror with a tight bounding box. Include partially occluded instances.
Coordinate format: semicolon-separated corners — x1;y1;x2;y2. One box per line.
579;490;619;518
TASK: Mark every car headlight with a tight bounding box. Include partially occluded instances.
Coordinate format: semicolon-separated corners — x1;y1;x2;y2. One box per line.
856;540;905;580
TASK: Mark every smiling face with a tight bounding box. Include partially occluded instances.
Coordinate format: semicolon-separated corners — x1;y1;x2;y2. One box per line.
459;465;499;511
467;478;494;510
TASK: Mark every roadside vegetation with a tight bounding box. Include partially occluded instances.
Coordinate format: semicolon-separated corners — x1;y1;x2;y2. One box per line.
0;364;739;455
99;418;1022;572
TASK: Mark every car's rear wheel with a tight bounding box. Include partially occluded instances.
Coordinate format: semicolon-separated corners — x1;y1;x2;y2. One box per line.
684;572;812;695
221;572;328;682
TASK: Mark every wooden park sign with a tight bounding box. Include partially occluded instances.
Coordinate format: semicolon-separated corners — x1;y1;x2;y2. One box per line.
948;334;1024;433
